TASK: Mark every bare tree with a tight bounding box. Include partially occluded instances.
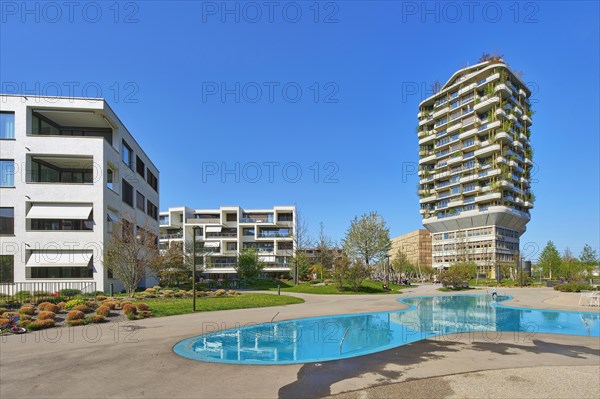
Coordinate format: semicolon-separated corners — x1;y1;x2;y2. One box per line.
291;209;312;284
104;215;158;297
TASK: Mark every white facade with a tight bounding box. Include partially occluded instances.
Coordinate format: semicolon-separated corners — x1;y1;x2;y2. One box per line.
159;206;296;276
416;61;534;274
0;95;159;291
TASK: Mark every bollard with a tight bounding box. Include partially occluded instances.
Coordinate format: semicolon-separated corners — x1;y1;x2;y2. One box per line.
109;283;113;297
277;283;281;296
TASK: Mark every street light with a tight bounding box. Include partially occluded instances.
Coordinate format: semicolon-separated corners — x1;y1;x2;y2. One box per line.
385;254;391;290
192;226;198;312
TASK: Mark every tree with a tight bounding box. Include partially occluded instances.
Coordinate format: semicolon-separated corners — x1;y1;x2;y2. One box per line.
342;211;391;267
150;241;195;287
291;209;312;284
441;262;477;289
104;217;158;297
315;222;334;271
391;248;417;281
580;244;599;274
309;263;326;280
235;248;264;280
332;256;350;290
538;241;562;279
296;251;311;281
479;51;504;63
346;260;371;292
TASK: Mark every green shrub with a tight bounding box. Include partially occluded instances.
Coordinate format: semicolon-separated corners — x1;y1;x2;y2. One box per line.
66;310;85;321
96;306;110;317
37;311;56;320
309;279;322;285
64;299;87;310
88;315;106;324
554;283;593;293
59;289;82;297
67;319;88;327
27;319;55;330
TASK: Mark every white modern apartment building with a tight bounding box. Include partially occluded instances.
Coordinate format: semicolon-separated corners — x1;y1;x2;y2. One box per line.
0;94;159;292
416;59;534;276
159;206;296;278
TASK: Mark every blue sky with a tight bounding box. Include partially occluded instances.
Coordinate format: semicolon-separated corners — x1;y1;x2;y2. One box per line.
1;1;599;259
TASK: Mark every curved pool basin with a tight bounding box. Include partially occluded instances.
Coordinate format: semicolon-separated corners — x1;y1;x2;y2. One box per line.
173;295;600;365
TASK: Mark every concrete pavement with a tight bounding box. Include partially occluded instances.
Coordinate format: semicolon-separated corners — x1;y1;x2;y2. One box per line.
0;284;598;399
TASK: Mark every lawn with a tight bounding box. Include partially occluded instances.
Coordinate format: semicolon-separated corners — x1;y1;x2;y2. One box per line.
246;279;411;295
134;293;304;317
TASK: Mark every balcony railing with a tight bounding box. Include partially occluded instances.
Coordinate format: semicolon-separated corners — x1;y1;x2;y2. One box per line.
205;232;237;238
240;216;274;223
160;233;183;239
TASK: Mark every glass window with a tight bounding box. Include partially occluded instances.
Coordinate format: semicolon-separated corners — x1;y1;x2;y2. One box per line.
242;228;255;236
0;207;14;235
136;191;145;211
277;213;293;222
146;200;158;220
107;167;115;190
0;112;15;139
226;213;237;222
0;255;14;283
136;156;145;178
122;179;133;206
122;141;133;168
226;242;237;251
0;160;15;187
147;170;158;192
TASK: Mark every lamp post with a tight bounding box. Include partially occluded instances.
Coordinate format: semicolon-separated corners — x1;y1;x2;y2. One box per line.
385;254;391;290
192;226;198;312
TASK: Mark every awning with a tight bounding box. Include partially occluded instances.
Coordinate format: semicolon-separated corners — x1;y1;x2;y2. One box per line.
204;241;220;248
107;210;120;223
205;226;222;233
26;251;93;267
27;204;92;220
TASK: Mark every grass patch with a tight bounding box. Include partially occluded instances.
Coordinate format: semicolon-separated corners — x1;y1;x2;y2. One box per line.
134;293;304;317
246;279;410;295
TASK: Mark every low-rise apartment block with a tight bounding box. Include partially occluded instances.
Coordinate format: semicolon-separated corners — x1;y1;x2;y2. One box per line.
0;94;159;292
390;229;432;268
159;206;296;278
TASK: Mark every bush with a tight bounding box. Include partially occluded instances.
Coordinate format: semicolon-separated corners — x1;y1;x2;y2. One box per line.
96;306;110;317
37;302;53;311
26;319;55;330
66;310;85;321
119;301;132;309
64;299;86;310
72;304;93;314
59;289;82;297
37;311;56;320
102;301;117;310
38;303;60;314
89;315;106;324
123;304;137;314
324;279;332;284
554;282;593;293
214;289;226;297
2;311;18;319
145;288;156;294
309;279;322;285
57;302;66;310
67;319;88;327
136;303;149;311
96;295;107;301
0;318;9;327
18;305;35;316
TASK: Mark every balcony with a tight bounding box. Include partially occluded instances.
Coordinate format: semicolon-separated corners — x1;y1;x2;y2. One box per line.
475;192;502;202
189;217;221;224
27;155;94;185
474;144;501;157
31;111;113;145
160;232;183;240
494;83;512;96
240;215;274;223
474;96;499;112
433;106;449;119
205;232;237;238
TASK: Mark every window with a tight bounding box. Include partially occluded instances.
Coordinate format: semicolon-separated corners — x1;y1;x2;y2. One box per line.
29;266;93;279
278;242;293;251
122;179;133;206
136;191;145;211
136;156;145;178
147;200;158;220
0;207;14;235
147;170;158;192
242;228;255;236
30;159;93;184
0;160;15;187
226;242;237;251
107;167;115;190
277;213;293;222
0;255;14;283
122;141;133;168
0;112;15;139
30;217;93;231
226;213;237;222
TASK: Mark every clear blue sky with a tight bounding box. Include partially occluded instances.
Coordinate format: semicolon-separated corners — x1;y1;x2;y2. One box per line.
1;1;598;260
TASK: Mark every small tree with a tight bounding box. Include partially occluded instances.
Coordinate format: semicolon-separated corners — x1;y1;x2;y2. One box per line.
235;248;264;280
332;256;350;290
346;260;370;292
104;217;158;298
538;241;562;279
342;211;391;267
441;262;477;289
150;241;195;287
391;248;417;280
579;244;599;277
315;222;335;271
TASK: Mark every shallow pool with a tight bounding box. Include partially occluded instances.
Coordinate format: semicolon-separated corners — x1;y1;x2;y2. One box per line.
173;295;600;365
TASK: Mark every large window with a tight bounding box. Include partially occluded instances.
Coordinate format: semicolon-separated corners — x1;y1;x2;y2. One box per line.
136;156;145;178
0;255;14;283
277;213;293;222
30;159;93;184
147;170;158;192
122;141;133;168
147;200;158;220
107;167;115;191
30;218;93;231
122;179;134;207
31;113;112;144
0;112;15;139
242;227;255;236
29;266;93;279
0;207;14;235
136;191;145;211
0;160;15;187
